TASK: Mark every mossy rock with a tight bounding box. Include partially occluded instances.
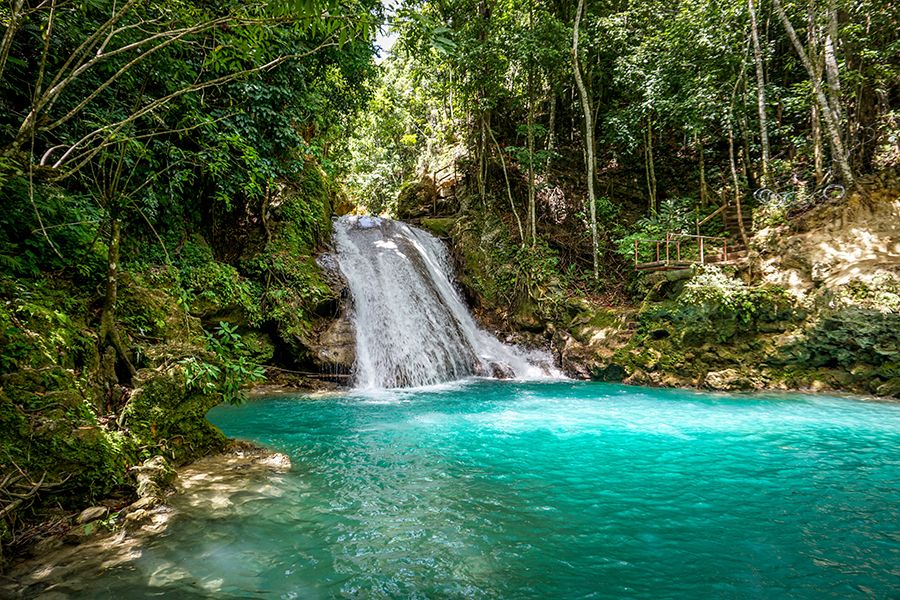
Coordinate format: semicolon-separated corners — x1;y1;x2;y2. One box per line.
182;262;262;326
121;368;227;465
419;217;457;237
396;178;437;220
0;384;131;506
120;270;202;344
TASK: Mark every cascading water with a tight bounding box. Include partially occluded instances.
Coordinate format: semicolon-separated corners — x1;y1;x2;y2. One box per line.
333;215;558;389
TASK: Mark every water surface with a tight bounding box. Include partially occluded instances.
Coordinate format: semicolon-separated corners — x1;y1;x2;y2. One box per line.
57;382;900;598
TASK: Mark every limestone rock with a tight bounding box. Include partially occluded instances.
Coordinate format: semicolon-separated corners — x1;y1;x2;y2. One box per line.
76;506;108;525
703;369;755;391
132;456;176;500
124;509;150;526
312;311;355;372
126;496;158;513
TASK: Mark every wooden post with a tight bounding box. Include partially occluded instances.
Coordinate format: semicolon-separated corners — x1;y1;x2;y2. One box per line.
665;233;670;266
677;239;681;262
700;237;705;264
656;242;660;263
723;239;728;262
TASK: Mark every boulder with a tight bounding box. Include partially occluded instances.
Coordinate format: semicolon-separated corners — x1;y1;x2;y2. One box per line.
76;506;108;525
396;177;438;220
703;368;755;391
131;456;177;499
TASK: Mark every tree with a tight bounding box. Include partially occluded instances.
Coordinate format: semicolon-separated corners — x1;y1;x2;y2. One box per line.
572;0;599;281
748;0;770;185
773;0;854;185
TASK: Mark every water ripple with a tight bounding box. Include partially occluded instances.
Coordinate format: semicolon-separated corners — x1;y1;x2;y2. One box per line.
37;381;900;598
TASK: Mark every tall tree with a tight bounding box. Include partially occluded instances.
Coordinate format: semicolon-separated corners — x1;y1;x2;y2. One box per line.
773;0;854;185
748;0;770;185
572;0;599;280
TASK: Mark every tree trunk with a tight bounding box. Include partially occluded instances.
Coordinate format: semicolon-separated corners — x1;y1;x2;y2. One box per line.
698;136;707;207
748;0;770;185
645;120;657;214
527;23;537;246
728;120;750;248
729;72;750;248
487;126;525;245
824;0;843;127
774;0;854;185
99;214;137;380
739;75;760;191
808;1;825;184
572;0;599;281
0;0;26;83
547;94;557;152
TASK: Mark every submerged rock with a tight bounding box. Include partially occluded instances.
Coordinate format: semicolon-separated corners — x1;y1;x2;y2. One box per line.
1;444;291;598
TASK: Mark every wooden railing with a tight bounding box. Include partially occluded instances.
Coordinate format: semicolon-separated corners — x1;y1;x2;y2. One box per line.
633;233;731;271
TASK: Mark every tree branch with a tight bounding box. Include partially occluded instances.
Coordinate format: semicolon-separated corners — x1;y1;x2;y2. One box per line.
44;38;341;175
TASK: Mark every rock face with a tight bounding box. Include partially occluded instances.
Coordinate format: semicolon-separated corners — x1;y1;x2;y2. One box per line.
703;369;755;391
311;310;356;374
552;306;634;381
121;370;228;464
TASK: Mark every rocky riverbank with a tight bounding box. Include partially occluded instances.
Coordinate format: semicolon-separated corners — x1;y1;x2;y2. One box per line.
428;172;900;399
0;442;290;598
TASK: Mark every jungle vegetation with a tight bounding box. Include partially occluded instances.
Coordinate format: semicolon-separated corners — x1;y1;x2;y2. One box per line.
0;0;897;564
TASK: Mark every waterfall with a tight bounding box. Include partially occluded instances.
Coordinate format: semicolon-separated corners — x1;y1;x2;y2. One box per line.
333;215;558;389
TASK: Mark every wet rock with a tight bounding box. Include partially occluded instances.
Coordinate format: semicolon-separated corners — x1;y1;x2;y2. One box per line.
132;456;176;500
703;369;755;391
126;497;158;513
876;378;900;398
591;364;625;382
489;362;516;379
311;311;355;373
76;506;108;525
124;509;150;527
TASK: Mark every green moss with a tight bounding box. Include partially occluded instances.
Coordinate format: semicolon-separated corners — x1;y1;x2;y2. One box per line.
182;262;263;326
0;277;95;375
272;161;333;255
121;368;227;465
0;377;132;508
450;211;570;327
420;217;456;237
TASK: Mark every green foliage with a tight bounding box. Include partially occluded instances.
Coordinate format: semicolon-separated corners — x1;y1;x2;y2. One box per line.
454;211;570;326
680;266;793;326
0;179;106;280
180;322;266;405
183;262;263;326
833;275;900;313
615;198;713;263
0;277;94;375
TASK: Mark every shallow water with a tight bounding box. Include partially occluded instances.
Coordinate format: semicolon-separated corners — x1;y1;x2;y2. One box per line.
50;382;900;598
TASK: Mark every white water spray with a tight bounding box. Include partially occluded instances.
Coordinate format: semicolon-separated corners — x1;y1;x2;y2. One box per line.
333;216;558;389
